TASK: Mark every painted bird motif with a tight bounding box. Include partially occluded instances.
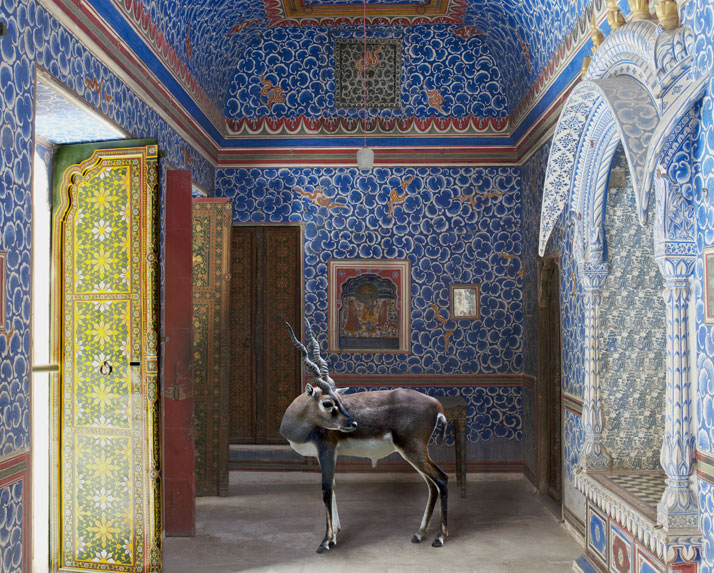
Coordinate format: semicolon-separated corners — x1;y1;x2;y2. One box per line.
431;303;456;352
388;175;414;216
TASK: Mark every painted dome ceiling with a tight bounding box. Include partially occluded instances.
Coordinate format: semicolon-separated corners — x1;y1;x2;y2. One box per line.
88;0;597;142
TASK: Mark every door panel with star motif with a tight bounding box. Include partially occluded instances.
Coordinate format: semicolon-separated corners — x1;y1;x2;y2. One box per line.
51;141;161;572
230;226;302;444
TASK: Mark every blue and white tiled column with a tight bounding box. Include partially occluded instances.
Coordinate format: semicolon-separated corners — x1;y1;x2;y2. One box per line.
579;262;612;471
654;173;698;530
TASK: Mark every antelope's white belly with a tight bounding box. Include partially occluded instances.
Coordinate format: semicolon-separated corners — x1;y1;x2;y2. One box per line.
288;433;397;467
338;433;396;465
288;440;319;458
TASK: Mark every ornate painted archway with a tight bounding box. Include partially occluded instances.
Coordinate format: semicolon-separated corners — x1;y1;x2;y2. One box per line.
538;10;707;568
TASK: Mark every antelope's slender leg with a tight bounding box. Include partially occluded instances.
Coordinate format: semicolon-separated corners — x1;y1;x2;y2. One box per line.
398;445;448;547
331;489;341;534
317;443;338;553
410;472;438;543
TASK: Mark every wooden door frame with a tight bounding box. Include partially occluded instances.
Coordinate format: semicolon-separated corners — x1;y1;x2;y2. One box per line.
536;252;563;502
230;222;306;438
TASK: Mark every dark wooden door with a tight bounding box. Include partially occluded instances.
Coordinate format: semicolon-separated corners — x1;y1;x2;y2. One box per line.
230;226;302;444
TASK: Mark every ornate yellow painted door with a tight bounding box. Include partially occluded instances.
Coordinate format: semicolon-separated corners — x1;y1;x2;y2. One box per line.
50;141;161;572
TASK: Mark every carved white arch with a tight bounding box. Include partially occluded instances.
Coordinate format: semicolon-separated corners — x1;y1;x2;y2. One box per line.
539;16;707;538
539;20;703;259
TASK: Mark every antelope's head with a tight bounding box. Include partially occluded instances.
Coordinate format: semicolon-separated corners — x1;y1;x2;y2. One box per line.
286;320;358;433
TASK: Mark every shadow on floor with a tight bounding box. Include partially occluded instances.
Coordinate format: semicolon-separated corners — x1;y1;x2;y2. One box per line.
163;472;582;573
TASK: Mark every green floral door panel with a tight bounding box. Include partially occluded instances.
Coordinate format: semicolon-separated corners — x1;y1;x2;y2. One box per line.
51;142;161;572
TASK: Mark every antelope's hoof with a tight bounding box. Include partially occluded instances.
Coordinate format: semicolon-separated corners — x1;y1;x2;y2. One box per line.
411;534;423;544
432;537;444;548
316;545;330;554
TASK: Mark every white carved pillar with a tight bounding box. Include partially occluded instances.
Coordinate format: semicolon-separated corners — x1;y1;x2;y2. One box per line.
656;259;697;529
579;261;612;471
654;171;698;530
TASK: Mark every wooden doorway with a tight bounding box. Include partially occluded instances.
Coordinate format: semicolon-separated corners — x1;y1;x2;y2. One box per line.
229;225;303;444
537;256;562;503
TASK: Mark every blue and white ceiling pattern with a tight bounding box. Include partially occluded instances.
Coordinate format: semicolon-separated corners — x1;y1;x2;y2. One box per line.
78;0;594;140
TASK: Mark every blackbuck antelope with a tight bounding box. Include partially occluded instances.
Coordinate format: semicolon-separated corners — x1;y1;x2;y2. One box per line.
281;320;449;553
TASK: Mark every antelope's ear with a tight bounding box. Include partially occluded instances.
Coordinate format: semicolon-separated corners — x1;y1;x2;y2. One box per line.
335;387;349;395
305;383;315;397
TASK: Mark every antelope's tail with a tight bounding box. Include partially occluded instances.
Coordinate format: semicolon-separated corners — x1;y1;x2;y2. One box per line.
436;412;447;443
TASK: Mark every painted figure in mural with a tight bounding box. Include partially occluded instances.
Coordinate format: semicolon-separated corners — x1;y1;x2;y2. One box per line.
281;320;449;553
339;273;400;349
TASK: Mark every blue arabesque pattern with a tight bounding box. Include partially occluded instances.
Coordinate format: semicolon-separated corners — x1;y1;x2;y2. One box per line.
0;0;214;562
112;0;594;130
683;0;714;568
682;0;714;573
215;166;524;375
0;480;23;573
225;25;508;123
347;385;522;445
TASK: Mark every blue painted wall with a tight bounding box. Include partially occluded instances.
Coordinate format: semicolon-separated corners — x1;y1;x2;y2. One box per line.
215;166;527;463
683;0;714;568
215;166;524;375
0;1;214;569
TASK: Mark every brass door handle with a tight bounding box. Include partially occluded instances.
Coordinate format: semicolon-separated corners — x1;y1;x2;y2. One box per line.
99;360;113;376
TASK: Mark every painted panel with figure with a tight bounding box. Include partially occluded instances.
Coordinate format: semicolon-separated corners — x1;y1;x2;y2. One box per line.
329;259;410;353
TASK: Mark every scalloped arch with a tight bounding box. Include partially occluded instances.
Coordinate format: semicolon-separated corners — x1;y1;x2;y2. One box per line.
538;19;703;260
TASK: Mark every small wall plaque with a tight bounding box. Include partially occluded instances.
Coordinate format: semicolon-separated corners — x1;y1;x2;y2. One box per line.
450;284;480;320
704;247;714;323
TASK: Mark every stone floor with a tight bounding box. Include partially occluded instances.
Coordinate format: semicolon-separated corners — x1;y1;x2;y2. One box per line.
163;472;582;573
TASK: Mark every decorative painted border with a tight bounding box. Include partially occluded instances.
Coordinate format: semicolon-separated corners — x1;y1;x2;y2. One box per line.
696;451;714;485
0;452;31;573
576;471;702;560
564;392;584;415
215;144;520;167
264;0;468;26
224;115;511;139
0;251;5;332
330;374;531;386
95;0;223;128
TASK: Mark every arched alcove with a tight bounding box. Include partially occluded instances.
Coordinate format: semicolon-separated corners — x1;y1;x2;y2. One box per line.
598;146;666;470
538;12;707;571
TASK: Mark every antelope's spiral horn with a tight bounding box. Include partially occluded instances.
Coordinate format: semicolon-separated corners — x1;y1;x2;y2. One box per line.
285;322;332;393
305;319;330;380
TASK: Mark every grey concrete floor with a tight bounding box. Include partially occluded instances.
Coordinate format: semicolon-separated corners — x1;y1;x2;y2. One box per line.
163;472;582;573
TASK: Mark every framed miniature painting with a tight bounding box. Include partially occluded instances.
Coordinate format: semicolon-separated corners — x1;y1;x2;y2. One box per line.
704;247;714;323
328;259;410;353
450;284;480;320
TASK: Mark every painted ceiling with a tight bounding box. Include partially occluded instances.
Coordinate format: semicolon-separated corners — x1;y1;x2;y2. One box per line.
86;0;597;141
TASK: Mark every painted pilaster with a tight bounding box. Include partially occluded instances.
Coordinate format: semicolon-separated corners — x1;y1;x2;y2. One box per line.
578;261;612;471
654;172;698;530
